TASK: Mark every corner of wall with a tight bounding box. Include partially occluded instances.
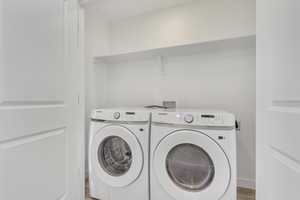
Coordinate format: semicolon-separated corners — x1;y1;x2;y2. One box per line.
238;178;256;189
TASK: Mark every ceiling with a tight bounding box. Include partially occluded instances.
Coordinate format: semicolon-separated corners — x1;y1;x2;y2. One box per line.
82;0;195;21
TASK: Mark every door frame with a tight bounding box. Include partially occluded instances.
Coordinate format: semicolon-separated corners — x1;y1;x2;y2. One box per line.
64;1;85;199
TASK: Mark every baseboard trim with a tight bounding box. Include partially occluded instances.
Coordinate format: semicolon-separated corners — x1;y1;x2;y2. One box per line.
238;178;256;189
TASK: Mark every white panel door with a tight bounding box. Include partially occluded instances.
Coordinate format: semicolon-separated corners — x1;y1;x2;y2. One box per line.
257;0;300;199
0;0;84;200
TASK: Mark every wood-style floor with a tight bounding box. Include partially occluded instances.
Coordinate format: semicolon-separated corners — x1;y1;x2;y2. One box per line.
237;187;255;200
85;183;255;200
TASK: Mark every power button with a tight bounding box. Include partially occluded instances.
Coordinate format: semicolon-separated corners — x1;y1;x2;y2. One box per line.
184;114;194;123
113;112;121;119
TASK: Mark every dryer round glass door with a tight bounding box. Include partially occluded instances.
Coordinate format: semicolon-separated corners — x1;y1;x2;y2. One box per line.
166;143;215;191
154;130;230;200
91;125;144;187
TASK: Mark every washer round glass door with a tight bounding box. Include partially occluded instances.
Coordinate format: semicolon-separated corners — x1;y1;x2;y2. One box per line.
91;125;143;187
153;130;230;200
99;136;132;177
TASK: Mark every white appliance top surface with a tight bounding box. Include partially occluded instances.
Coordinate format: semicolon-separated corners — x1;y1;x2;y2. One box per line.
151;108;236;127
92;107;232;114
94;107;153;112
91;107;235;127
153;108;232;113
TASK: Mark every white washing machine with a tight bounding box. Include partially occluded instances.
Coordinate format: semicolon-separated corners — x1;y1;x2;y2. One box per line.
150;109;237;200
89;108;150;200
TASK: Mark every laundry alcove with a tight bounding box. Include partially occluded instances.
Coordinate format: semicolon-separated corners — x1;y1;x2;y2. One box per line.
82;0;256;191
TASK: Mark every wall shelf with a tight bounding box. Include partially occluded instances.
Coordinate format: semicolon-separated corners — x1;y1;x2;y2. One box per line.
94;35;256;63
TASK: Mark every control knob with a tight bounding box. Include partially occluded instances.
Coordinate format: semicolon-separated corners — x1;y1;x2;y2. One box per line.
184;114;194;123
113;112;121;119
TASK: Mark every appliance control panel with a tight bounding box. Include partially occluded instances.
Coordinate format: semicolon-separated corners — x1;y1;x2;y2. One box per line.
91;109;150;122
153;111;235;127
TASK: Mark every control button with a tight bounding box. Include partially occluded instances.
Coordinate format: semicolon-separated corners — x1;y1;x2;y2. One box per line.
184;114;194;123
113;112;121;119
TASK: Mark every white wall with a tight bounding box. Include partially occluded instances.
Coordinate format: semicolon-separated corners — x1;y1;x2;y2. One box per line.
85;0;255;56
110;0;255;55
84;6;110;57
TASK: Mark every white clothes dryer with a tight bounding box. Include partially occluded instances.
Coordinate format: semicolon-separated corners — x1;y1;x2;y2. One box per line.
150;109;237;200
89;108;150;200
